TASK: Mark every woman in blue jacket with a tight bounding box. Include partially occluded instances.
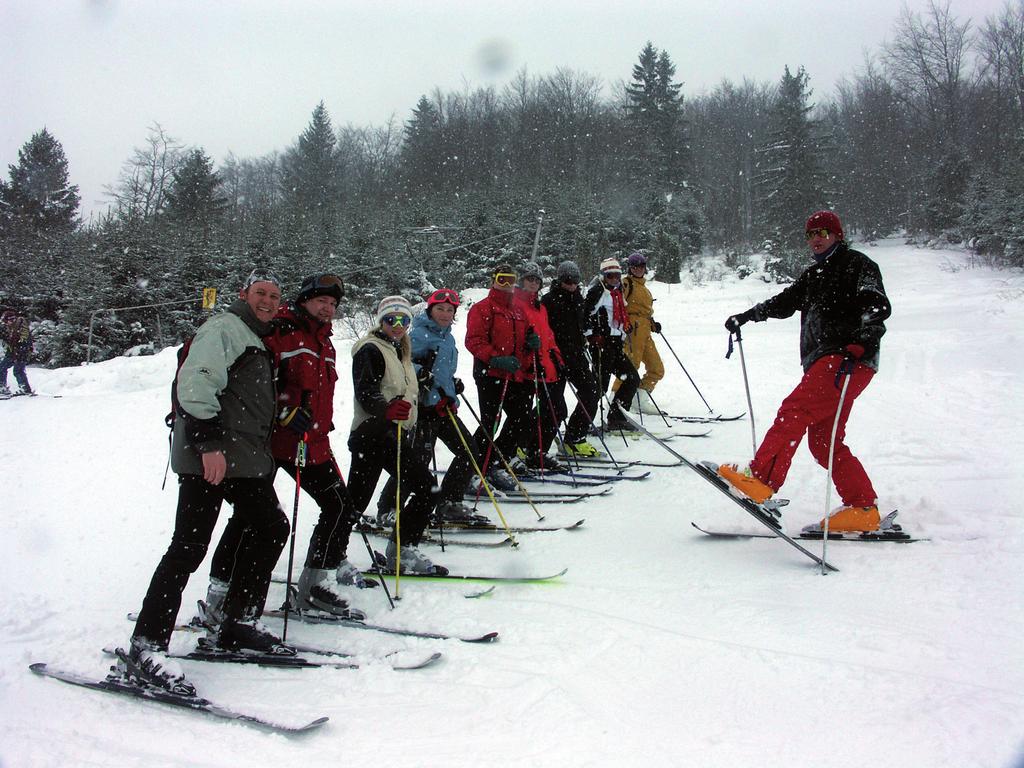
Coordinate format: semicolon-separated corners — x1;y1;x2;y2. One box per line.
378;289;486;524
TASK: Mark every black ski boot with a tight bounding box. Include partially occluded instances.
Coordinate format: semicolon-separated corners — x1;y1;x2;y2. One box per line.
118;637;197;697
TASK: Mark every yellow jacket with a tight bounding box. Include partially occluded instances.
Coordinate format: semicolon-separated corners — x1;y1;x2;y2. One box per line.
623;276;655;327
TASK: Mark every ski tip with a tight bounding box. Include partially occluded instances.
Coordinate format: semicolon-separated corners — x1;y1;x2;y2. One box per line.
464;631;500;643
29;662;48;674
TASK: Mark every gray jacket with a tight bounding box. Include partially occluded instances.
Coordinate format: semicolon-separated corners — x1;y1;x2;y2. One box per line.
170;299;276;478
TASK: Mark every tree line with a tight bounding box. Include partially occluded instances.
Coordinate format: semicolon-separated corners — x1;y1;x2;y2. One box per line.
1;0;1021;366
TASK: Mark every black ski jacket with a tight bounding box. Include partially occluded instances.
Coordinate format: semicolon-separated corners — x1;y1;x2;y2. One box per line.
749;243;891;372
541;284;590;372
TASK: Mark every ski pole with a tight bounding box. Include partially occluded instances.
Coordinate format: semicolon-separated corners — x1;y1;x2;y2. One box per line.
394;421;402;599
658;331;714;414
822;359;854;576
643;386;673;429
535;352;578;486
459;392;544;521
282;432;307;641
446;408;518;547
731;328;758;456
328;453;394;610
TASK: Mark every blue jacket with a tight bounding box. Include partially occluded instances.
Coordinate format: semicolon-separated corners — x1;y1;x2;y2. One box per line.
409;310;459;406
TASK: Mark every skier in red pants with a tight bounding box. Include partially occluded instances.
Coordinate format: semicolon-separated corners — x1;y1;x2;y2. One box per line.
718;210;892;533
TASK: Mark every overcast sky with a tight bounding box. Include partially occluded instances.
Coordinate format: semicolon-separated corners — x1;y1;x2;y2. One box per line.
1;0;1007;219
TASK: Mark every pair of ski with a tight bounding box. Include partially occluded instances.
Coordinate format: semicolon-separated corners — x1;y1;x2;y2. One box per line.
35;621;448;733
31;657;330;733
0;391;60;400
358;516;586;536
609;412;843;570
99;640;442;671
463;486;609;505
692;519;923;543
362;552;569;585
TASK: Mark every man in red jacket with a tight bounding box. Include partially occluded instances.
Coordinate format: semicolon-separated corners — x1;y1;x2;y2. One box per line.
464;264;535;490
203;273;364;621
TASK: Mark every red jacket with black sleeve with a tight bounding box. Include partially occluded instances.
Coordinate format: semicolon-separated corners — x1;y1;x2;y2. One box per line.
464;287;530;382
263;304;338;465
514;287;563;382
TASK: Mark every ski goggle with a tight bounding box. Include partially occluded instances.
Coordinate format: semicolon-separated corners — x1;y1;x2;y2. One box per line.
805;228;831;240
312;273;344;290
427;288;461;307
493;273;517;287
382;314;410;327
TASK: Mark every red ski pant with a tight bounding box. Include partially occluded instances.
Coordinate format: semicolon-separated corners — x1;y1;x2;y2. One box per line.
751;354;877;507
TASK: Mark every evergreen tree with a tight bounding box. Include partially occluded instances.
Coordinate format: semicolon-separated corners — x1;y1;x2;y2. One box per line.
401;95;442;193
280;102;342;259
755;66;827;274
0;128;80;235
164;148;226;224
624;43;688;188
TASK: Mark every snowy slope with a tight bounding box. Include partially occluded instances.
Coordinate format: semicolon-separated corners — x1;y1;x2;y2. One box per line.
2;240;1022;768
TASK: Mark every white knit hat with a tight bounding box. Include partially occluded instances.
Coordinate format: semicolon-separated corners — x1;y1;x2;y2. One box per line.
376;295;414;325
599;257;622;274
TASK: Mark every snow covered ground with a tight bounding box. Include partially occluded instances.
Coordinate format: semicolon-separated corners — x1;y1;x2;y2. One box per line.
2;239;1022;768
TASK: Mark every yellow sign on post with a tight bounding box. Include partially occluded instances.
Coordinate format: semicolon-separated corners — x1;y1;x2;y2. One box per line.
202;288;217;310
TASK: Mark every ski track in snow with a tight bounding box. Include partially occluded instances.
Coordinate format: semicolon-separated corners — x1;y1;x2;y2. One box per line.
2;240;1023;768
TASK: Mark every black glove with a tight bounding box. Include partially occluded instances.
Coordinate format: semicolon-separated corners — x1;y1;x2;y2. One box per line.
550;349;566;377
416;367;434;390
524;330;541;351
453;377;465;395
278;406;314;435
651;319;662;333
725;310;754;333
490;355;520;373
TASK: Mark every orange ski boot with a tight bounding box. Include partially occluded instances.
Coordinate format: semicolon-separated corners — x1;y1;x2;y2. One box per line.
716;464;774;504
810;505;881;533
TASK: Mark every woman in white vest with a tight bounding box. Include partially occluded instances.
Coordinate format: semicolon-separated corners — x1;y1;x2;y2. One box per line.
346;295;445;575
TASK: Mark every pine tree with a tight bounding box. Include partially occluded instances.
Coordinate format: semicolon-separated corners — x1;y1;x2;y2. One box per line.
164;148;226;224
280;102;342;259
755;66;827;274
401;95;442;193
624;43;688;188
1;128;80;235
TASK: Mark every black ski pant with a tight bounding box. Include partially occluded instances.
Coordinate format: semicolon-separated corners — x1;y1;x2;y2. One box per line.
378;407;484;512
133;474;288;649
472;374;534;472
525;377;563;457
549;360;600;445
594;338;640;414
210;460;360;584
348;425;436;546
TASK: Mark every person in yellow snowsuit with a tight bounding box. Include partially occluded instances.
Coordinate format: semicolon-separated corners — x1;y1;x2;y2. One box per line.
618;252;664;414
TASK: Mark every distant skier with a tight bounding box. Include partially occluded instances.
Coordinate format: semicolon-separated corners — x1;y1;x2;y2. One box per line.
542;260;601;457
619;252;665;414
128;269;293;696
583;257;642;431
204;273;364;624
347;295;443;574
718;211;892;533
0;310;33;396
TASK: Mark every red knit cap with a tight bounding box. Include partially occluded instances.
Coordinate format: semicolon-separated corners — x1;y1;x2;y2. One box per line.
806;210;844;240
